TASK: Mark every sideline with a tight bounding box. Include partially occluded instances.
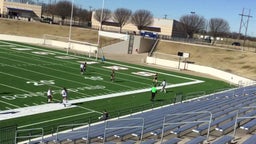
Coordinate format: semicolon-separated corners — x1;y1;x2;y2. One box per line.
0;80;204;121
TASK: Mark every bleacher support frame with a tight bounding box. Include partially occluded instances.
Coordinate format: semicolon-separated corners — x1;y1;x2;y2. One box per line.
103;118;144;144
233;106;256;136
160;111;212;143
55;123;90;143
15;128;44;144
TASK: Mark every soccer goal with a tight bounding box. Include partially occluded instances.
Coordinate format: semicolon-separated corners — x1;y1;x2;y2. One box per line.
43;34;69;46
43;34;98;57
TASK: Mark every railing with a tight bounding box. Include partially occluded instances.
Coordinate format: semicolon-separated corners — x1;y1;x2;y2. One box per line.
0;125;17;144
15;128;44;143
9;87;236;143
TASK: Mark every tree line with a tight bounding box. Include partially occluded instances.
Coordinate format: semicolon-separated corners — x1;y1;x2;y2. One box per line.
41;0;254;43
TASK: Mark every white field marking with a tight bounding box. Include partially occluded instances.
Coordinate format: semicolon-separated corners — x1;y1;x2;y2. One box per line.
0;99;20;108
2;53;147;88
3;42;204;89
0;62;110;95
24;104;30;107
5;107;11;110
0;41;198;84
18;111;95;129
33;103;38;105
0;73;61;101
1;54;135;90
41;102;46;104
76;105;102;114
5;45;151;87
70;80;204;104
2;42;205;97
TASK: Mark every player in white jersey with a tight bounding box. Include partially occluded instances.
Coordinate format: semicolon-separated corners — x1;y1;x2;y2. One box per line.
61;87;68;106
160;80;167;93
80;63;85;74
47;88;53;103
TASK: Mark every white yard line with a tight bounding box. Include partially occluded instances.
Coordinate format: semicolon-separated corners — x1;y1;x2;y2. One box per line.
0;99;20;108
69;80;204;104
1;41;200;81
0;41;205;123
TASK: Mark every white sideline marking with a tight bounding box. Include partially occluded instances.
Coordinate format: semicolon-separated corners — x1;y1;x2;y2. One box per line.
0;41;205;122
0;103;76;121
0;80;204;121
69;80;204;104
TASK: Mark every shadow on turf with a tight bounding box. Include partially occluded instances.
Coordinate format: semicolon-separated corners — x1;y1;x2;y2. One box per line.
0;92;12;94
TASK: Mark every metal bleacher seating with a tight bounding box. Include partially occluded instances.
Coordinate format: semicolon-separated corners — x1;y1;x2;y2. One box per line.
141;139;157;144
161;137;181;144
185;136;206;144
240;119;256;133
215;109;256;134
27;86;256;144
212;135;234;144
242;134;256;144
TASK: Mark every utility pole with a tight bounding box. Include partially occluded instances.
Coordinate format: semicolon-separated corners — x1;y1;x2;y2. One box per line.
238;8;252;50
163;14;167;19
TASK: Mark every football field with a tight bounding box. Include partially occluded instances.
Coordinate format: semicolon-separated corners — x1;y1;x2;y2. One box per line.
0;40;232;135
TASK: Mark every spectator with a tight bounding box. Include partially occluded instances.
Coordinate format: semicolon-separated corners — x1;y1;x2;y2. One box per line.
98;109;109;120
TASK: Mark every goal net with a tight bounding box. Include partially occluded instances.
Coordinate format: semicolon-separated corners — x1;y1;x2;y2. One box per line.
43;34;69;46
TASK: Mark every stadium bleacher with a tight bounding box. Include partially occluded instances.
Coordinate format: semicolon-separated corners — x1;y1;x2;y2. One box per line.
21;85;256;143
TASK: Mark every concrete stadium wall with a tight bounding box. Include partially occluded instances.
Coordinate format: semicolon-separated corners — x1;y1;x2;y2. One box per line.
0;34;98;53
99;31;129;40
146;56;255;86
103;40;129;54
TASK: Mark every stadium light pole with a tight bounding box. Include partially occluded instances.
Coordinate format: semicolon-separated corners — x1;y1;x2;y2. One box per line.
67;0;74;54
96;0;105;60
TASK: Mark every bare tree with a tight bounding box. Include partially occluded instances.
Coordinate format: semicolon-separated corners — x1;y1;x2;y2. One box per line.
54;0;73;24
112;8;132;33
179;14;206;38
208;18;230;44
131;9;154;32
94;8;111;30
74;7;89;26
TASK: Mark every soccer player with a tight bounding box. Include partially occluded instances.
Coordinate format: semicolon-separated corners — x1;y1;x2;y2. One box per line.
80;63;84;74
47;88;53;103
151;84;157;101
110;69;115;82
98;109;109;120
160;80;167;93
153;73;158;84
61;87;68;106
83;62;87;72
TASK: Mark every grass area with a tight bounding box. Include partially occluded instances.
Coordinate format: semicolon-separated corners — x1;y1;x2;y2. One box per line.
0;40;232;139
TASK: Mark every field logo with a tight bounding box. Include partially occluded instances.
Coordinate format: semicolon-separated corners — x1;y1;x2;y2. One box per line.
132;71;155;77
103;66;128;70
32;51;56;55
77;61;98;64
1;85;105;100
26;80;55;86
84;76;103;81
55;56;78;59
